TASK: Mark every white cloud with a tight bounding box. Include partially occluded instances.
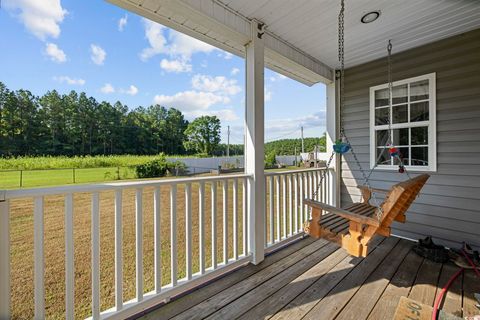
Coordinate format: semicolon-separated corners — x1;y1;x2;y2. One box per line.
191;75;241;96
122;85;138;96
101;83;115;94
160;58;192;73
140;19;216;70
266;111;326;138
54;76;85;85
265;88;272;102
231;68;240;76
45;43;66;63
4;0;67;41
90;44;106;65
219;52;233;60
185;109;239;122
153;91;229;112
118;15;128;31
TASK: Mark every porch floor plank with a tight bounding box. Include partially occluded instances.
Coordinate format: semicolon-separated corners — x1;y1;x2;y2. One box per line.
137;236;476;320
366;250;424;320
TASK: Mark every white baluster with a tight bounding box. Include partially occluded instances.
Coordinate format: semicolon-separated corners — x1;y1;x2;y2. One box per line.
275;176;280;242
65;194;74;319
34;196;45;320
198;182;205;274
269;176;274;245
153;187;161;293
222;180;228;265
0;200;10;319
294;174;298;233
233;178;238;260
288;175;293;236
115;189;123;308
242;178;248;256
135;188;143;300
211;181;217;269
91;193;100;319
170;185;177;285
282;175;287;239
185;183;192;280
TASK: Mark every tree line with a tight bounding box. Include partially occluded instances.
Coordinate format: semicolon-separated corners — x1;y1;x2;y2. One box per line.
0;82;229;157
0;82;324;158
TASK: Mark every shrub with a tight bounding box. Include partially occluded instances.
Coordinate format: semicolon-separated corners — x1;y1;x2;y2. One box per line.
264;150;277;168
135;156;186;178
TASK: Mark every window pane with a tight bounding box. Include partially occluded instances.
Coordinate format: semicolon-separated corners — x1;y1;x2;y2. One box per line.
393;147;409;166
376;148;391;165
392;84;407;104
376;130;389;147
410;101;429;122
392;128;409;146
410;80;429;101
375;107;389;125
411;127;428;145
375;89;389;107
411;147;428;166
392;104;408;124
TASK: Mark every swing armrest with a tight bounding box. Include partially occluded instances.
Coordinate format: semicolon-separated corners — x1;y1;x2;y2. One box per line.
304;199;380;227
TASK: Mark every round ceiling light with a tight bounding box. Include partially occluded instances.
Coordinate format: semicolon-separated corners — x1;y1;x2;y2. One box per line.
361;11;380;24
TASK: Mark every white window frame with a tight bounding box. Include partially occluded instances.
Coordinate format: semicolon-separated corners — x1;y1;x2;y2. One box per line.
369;72;437;172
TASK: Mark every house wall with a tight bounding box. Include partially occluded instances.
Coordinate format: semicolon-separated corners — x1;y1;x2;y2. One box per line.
341;28;480;249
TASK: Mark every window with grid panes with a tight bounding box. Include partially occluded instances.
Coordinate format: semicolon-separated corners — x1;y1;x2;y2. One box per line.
369;73;436;171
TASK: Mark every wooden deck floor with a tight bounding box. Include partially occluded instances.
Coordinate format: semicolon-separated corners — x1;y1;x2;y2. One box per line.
136;236;480;320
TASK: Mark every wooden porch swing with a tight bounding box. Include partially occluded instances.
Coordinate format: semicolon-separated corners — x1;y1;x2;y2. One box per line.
305;174;429;257
304;0;430;257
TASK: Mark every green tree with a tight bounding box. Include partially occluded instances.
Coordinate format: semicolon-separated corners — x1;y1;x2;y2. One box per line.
184;115;221;155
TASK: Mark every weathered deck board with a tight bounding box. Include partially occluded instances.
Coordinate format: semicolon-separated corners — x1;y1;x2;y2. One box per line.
137;236;478;320
366;250;424;320
335;239;414;320
140;236;316;320
206;242;340;320
170;238;330;320
237;248;349;320
408;258;443;306
463;269;480;317
301;236;400;320
434;263;463;317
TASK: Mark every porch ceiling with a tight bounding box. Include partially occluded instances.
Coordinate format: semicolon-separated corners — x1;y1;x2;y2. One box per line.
108;0;480;84
223;0;480;68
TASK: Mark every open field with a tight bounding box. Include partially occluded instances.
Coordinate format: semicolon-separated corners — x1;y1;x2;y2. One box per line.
8;178;289;319
0;167;137;188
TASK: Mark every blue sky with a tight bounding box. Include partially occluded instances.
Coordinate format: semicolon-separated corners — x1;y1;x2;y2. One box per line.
1;0;326;144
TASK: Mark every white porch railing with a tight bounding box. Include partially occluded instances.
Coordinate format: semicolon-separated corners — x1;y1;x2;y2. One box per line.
0;168;333;319
264;167;335;252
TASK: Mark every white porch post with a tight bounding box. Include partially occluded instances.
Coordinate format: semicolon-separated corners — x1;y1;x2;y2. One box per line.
0;199;10;319
326;79;340;206
245;19;265;265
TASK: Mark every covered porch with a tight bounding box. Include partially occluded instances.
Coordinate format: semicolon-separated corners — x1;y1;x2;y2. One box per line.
0;0;479;319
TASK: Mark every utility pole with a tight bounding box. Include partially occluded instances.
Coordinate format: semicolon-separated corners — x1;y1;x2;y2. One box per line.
227;125;230;157
301;126;304;153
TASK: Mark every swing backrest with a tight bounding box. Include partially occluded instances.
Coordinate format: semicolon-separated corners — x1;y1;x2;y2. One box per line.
377;174;430;227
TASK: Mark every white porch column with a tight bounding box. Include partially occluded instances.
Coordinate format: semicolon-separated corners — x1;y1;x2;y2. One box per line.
245;19;265;265
326;79;340;206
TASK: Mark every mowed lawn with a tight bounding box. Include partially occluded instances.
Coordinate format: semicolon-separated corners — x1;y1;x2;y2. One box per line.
0;167;136;188
8;179;289;319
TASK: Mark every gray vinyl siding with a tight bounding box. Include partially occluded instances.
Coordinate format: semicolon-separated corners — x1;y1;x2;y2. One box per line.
340;28;480;249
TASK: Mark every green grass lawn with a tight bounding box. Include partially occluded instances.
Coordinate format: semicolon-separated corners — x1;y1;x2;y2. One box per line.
0;167;137;188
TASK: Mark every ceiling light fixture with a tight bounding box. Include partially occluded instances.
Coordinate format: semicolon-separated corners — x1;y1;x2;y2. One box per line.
361;11;380;24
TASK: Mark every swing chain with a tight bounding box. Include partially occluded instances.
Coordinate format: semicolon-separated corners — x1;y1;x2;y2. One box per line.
314;0;383;217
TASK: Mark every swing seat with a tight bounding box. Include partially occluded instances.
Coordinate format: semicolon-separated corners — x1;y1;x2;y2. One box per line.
304;174;430;257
